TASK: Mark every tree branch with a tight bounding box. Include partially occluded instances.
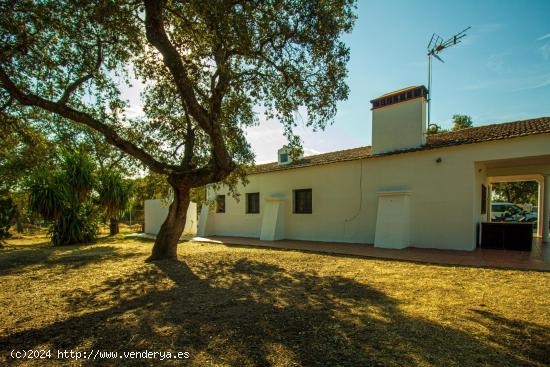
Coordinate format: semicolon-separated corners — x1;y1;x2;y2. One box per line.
58;39;103;105
0;94;13;111
0;66;174;175
143;0;210;131
143;0;235;177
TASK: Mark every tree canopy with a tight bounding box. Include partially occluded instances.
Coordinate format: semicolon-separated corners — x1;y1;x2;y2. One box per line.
451;114;473;131
492;181;538;206
1;0;357;259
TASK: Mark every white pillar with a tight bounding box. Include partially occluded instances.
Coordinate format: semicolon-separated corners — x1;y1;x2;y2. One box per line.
537;180;544;238
260;199;285;241
197;205;210;237
543;175;550;242
492;182;493;223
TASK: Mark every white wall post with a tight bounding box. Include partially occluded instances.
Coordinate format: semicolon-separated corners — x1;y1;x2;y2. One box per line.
537;179;544;238
543;175;550;242
197;205;210;237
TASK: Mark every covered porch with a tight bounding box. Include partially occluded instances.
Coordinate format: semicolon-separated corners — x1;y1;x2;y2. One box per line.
481;154;550;241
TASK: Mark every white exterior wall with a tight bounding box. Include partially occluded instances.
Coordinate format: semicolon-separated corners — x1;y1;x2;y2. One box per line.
204;133;550;250
144;199;197;236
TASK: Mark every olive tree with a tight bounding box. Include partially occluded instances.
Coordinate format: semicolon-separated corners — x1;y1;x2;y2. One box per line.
0;0;356;260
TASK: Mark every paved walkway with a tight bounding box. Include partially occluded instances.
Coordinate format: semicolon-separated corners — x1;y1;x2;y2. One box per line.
191;236;550;271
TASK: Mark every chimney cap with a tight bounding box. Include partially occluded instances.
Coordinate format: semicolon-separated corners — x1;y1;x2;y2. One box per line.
370;85;428;110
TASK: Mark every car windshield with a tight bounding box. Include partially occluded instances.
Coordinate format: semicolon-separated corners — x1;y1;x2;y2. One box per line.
509;206;524;214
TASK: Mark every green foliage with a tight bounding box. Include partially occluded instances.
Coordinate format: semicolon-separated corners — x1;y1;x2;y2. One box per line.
27;149;98;246
426;123;448;135
62;149;96;203
0;0;355;184
27;170;67;221
0;195;16;242
129;173;171;212
1;1;356;250
451;114;473;131
492;181;538;205
49;206;97;247
0;113;55;192
97;170;131;219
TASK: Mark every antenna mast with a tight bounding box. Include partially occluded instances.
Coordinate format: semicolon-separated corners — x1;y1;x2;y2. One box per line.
427;26;470;128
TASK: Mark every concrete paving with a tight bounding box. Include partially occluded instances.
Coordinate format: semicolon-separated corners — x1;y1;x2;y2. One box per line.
190;235;550;271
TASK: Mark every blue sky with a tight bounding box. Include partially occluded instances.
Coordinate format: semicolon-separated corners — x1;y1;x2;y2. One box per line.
246;0;550;162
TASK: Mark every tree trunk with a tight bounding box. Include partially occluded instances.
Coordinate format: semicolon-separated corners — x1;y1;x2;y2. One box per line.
109;216;119;236
147;179;190;261
14;208;23;233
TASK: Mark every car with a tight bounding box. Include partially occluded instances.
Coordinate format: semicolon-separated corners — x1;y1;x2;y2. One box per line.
491;202;526;221
521;210;537;222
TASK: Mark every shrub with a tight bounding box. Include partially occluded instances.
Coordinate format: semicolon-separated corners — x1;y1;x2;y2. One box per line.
0;195;16;243
27;149;98;246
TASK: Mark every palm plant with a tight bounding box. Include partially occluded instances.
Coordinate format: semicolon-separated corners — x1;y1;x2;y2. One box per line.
27;170;67;221
27;149;98;246
97;170;130;235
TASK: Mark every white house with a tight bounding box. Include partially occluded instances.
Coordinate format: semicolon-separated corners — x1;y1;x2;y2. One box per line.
198;86;550;251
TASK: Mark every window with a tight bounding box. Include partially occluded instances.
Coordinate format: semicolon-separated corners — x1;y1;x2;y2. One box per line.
246;193;260;214
279;153;289;163
492;205;504;212
216;195;225;213
293;189;312;214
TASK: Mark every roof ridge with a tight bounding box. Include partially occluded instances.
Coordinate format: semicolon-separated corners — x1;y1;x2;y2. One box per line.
434;116;550;136
256;145;372;167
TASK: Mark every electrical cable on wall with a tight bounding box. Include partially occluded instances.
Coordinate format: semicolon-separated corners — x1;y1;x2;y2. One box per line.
343;160;364;239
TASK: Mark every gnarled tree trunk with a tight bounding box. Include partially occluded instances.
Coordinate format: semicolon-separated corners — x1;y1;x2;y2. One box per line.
147;177;190;261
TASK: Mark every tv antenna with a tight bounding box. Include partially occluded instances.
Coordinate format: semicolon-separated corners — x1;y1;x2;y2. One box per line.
427;26;470;127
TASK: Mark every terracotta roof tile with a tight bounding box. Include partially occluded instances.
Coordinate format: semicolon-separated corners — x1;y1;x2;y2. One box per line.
254;146;372;174
251;116;550;174
425;116;550;148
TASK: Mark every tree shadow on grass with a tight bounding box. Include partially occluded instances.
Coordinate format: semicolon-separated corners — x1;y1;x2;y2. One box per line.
1;257;548;366
467;309;550;366
0;245;143;276
97;235;154;245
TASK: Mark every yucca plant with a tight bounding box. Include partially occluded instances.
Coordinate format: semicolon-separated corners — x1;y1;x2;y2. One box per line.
49;205;97;246
27;170;67;221
27;149;98;246
61;149;95;204
97;170;130;235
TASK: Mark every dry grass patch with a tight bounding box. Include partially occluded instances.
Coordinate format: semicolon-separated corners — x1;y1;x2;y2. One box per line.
1;234;549;366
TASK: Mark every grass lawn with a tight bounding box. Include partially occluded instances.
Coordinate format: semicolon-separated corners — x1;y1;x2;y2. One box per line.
1;233;549;367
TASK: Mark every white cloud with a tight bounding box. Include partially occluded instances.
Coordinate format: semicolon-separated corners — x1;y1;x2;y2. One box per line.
539;44;550;60
245;119;286;163
537;33;550;41
303;147;324;156
510;73;550;91
123;105;144;118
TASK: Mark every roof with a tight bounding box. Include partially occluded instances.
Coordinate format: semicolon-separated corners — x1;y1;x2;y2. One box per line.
252;116;550;174
374;86;421;99
370;85;428;110
254;146;373;174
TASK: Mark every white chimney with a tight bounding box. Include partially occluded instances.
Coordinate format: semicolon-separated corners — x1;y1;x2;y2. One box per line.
371;86;428;154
